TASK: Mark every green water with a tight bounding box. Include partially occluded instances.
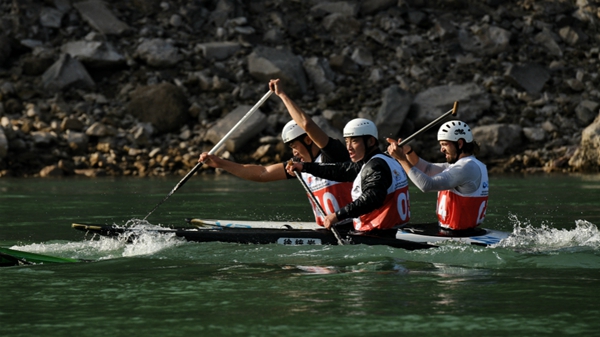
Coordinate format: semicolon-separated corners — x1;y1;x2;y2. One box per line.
1;174;600;336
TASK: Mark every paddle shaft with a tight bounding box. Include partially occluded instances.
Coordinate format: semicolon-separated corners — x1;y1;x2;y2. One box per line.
293;170;345;245
399;101;459;147
143;91;274;220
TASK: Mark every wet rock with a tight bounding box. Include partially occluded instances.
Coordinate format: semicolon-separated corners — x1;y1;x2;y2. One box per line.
41;54;95;91
134;38;182;67
73;1;130;35
504;63;551;95
204;104;267;153
374;85;412;141
472;124;523;158
61;41;126;68
126;82;189;134
248;46;307;96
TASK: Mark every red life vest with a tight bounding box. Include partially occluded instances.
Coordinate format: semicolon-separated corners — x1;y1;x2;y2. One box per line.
436;157;489;230
352;154;410;231
301;154;353;226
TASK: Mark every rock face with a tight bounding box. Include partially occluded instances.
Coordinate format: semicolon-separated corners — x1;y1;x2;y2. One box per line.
0;0;599;178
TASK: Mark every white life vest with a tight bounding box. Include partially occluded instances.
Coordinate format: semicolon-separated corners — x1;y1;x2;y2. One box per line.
301;153;353;226
351;154;410;231
436;157;489;230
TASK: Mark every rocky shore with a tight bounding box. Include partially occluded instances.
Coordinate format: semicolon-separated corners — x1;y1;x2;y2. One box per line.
0;0;599;178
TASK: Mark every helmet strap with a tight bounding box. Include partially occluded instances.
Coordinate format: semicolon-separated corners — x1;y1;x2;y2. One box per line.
299;136;317;162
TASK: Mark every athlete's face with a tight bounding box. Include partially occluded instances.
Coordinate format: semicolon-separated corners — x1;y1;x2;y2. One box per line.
288;137;313;162
345;137;366;163
439;140;459;163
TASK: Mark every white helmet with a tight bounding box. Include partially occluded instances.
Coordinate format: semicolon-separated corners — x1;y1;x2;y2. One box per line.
343;118;378;138
437;120;473;142
281;120;307;144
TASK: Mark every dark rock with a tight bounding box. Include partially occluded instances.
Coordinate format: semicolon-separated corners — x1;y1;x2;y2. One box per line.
374;85;413;142
126;82;190;134
41;54;95;91
504;63;551;95
248;46;307;96
73;0;130;35
204;104;267;153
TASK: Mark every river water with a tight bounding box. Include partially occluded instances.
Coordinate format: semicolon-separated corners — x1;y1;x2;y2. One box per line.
1;173;599;336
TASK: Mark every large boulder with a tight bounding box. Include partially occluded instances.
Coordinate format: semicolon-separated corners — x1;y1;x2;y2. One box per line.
458;25;512;56
134;38;182;67
248;46;307;96
61;40;125;68
73;0;130;35
412;83;491;127
375;85;413;142
568;114;600;172
472;124;523;158
504;63;551;95
126;83;190;134
41;54;95;91
204;105;267;153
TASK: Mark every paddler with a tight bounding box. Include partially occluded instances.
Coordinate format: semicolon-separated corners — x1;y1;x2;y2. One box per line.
386;120;489;230
286;118;411;233
198;79;353;227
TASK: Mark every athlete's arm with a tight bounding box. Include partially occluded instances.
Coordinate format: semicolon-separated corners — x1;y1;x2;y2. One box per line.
199;153;287;182
270;79;330;149
408;159;481;193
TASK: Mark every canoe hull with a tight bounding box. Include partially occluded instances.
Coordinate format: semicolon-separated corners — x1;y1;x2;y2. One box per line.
73;220;510;250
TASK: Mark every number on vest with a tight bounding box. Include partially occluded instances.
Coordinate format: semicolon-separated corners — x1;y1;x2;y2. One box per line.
396;191;409;221
437;195;448;220
317;192;340;215
477;200;487;224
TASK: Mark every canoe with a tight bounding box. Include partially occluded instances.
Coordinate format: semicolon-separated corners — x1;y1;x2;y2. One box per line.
0;247;81;267
72;219;510;250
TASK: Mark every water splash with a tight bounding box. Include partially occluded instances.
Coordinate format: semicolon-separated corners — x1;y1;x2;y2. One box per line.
497;214;600;252
11;218;185;262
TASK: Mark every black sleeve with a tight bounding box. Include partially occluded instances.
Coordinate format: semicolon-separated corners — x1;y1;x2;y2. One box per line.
335;158;392;221
320;138;350;163
302;161;361;183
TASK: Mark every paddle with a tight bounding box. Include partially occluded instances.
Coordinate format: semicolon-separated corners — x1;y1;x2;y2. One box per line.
143;90;274;220
398;101;459;147
293;169;347;245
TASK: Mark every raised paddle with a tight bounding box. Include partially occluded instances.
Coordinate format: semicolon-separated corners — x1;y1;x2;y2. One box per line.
293;169;347;245
398;101;459;147
143;90;274;220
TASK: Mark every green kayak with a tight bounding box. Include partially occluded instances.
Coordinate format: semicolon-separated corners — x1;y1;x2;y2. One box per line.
0;247;81;267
